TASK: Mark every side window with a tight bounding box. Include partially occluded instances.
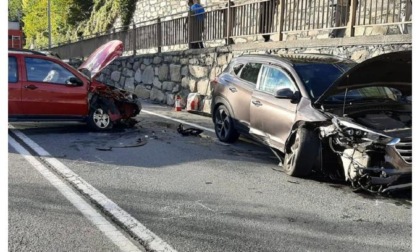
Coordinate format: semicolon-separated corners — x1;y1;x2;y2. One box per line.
231;63;244;76
240;63;262;84
25;57;75;84
9;56;18;83
258;66;296;95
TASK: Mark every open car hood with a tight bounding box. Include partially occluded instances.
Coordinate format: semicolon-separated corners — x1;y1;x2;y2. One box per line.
78;40;123;79
315;50;412;104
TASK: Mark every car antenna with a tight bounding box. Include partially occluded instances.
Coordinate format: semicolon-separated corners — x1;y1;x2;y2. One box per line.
342;75;350;116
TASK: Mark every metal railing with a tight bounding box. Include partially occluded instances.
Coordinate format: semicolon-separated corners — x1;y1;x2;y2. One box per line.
51;0;412;59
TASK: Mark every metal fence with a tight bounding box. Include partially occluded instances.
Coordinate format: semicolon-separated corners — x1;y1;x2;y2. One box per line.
51;0;412;59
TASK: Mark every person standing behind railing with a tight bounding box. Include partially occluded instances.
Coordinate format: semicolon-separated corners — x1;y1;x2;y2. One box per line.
190;0;206;48
329;0;352;38
259;0;279;42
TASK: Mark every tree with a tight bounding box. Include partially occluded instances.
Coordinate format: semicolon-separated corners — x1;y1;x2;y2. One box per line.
22;0;72;48
8;0;23;22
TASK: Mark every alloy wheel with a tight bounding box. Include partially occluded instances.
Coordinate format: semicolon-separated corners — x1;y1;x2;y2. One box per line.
93;108;110;129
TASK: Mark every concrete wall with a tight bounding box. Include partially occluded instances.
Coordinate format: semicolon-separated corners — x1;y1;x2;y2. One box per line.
97;34;412;114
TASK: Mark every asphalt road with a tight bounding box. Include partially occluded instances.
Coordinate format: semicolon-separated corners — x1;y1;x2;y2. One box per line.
8;102;412;252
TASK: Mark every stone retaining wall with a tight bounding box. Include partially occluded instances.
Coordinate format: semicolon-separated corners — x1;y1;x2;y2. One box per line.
98;35;412;114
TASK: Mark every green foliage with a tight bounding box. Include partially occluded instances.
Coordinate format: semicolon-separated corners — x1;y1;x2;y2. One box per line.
79;0;120;36
120;0;137;29
8;0;23;22
22;0;73;48
21;0;138;48
68;0;94;26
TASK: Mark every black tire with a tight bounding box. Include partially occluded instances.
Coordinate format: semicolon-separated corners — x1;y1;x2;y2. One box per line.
87;107;113;131
214;104;240;143
283;127;319;177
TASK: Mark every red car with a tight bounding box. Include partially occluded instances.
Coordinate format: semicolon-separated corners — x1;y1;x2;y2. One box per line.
8;40;141;130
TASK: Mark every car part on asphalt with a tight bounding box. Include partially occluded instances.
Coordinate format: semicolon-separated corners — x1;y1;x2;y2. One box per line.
177;123;204;136
96;138;148;151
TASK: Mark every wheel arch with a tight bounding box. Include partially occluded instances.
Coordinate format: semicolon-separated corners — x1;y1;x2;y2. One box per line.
212;96;236;123
284;120;321;153
89;94;121;122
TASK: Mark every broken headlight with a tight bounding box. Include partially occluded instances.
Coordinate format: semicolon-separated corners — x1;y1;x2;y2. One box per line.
343;127;367;138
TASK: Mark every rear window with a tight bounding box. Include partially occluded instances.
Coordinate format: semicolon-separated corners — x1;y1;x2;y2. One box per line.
9;56;18;83
240;63;262;84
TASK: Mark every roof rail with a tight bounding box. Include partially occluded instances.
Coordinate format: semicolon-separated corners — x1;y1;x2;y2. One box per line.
8;48;47;56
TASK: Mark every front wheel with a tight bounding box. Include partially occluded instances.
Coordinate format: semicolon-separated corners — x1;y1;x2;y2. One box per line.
214;104;239;143
88;107;113;131
283;127;319;177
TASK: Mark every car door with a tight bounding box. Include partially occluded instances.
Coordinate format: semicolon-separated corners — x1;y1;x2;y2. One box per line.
250;64;299;150
8;55;23;116
21;56;89;117
222;62;262;131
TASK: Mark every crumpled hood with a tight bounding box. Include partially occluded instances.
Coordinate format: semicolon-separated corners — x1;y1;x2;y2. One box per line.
315;50;412;104
78;40;123;79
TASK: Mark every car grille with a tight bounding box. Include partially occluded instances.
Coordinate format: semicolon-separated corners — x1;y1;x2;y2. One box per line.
395;137;412;163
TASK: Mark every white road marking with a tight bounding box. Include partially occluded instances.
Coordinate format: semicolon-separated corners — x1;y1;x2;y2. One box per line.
9;136;142;252
9;127;177;252
142;109;215;133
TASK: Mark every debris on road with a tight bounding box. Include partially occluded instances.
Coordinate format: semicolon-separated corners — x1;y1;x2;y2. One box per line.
177;123;203;136
96;138;148;151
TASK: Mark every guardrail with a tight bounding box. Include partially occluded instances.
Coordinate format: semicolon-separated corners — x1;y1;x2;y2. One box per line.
51;0;412;59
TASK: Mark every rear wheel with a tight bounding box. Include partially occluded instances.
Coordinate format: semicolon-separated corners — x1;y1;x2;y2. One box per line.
214;104;239;143
283;127;319;177
88;107;113;131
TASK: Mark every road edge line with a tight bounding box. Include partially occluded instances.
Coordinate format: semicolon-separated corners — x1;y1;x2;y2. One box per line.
9;126;177;252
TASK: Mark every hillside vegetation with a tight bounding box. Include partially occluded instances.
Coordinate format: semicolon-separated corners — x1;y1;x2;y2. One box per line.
11;0;137;49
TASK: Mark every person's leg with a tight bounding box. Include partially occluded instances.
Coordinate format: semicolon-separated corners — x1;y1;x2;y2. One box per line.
263;35;270;42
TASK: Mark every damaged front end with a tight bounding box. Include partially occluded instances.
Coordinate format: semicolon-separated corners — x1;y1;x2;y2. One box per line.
89;83;142;124
319;116;412;194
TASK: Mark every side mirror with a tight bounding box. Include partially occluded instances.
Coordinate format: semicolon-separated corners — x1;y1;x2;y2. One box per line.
65;77;84;86
275;88;301;103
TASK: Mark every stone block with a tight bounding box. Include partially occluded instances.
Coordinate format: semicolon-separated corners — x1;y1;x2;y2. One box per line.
134;69;142;83
150;87;165;103
153;56;162;64
153;77;162;89
158;64;169;81
181;66;189;76
170;64;181;82
180;58;189;65
166;93;175;106
111;71;121;82
142;66;154;84
197;78;210;95
189;65;208;78
134;85;150;99
124;78;135;92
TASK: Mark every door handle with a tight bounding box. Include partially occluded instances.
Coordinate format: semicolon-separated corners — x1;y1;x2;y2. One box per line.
24;85;38;90
229;87;237;93
251;100;262;107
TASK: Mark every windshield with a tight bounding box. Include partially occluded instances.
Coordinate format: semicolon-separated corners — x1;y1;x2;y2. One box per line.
294;63;355;99
323;86;411;104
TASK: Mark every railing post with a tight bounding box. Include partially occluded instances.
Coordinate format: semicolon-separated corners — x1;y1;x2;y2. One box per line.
133;22;137;55
157;17;162;53
68;39;71;60
278;0;285;41
347;0;357;37
226;1;231;44
188;10;192;49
